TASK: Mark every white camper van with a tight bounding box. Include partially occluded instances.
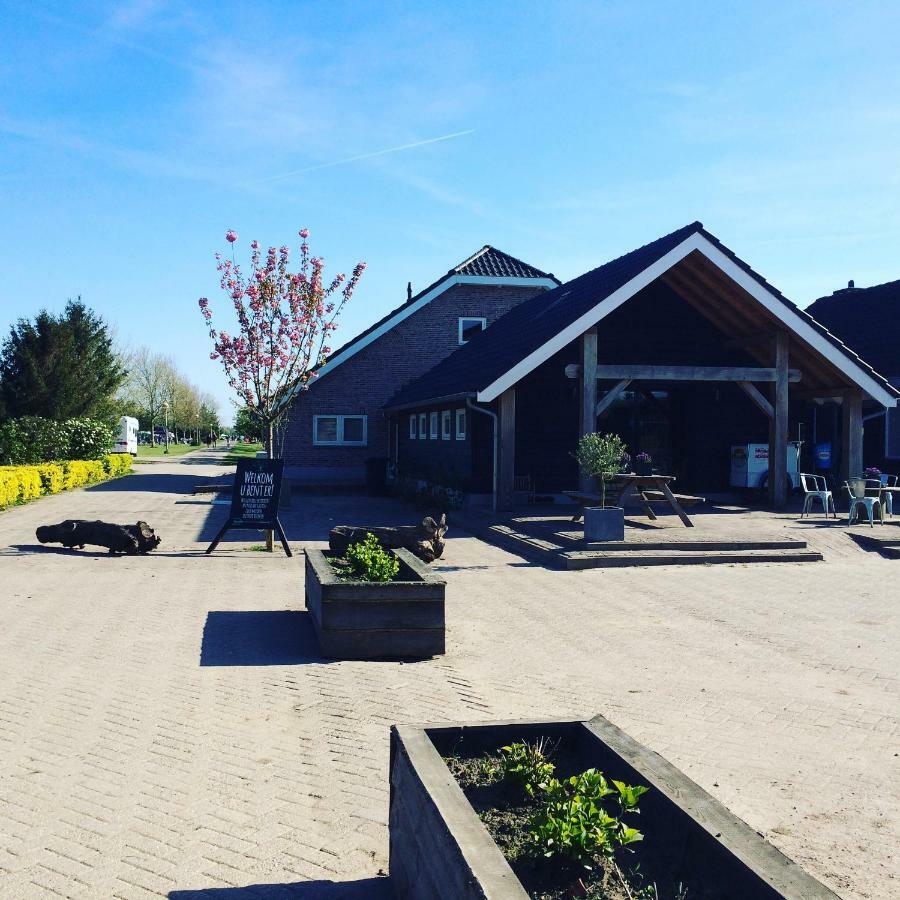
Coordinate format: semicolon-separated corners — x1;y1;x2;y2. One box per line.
114;416;139;456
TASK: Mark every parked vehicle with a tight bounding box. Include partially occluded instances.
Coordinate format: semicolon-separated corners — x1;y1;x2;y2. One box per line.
113;416;139;456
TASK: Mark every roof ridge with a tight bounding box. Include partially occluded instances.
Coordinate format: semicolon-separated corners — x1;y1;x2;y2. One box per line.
451;245;492;273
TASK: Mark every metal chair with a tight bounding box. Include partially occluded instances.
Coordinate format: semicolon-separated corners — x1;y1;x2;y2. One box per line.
876;475;896;516
866;478;892;517
844;479;883;527
799;473;835;519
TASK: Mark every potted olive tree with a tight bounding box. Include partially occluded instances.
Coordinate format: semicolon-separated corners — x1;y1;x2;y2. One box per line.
575;432;628;542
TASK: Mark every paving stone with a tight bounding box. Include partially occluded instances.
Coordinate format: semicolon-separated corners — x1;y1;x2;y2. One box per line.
0;450;896;898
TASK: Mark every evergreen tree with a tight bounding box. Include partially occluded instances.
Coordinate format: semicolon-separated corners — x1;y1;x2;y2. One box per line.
0;298;126;421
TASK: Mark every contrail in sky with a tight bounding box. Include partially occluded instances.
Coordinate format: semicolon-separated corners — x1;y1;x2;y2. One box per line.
264;130;476;181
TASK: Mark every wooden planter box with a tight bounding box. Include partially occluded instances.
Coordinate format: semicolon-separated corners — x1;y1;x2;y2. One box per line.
389;717;839;900
305;548;445;659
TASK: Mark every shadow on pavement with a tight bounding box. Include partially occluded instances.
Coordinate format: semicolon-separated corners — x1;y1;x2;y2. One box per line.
169;877;392;898
200;610;329;666
87;472;202;494
3;544;211;559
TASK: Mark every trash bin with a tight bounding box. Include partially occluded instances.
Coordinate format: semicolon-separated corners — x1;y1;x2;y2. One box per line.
365;457;389;495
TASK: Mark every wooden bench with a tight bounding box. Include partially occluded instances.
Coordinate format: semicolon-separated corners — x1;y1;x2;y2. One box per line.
640;490;705;507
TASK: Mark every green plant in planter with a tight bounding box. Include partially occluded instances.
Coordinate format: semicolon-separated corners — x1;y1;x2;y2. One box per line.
527;768;648;868
500;740;556;797
574;432;628;508
345;533;400;583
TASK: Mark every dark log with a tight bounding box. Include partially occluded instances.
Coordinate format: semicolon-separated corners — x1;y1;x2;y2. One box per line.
36;520;161;555
329;514;447;563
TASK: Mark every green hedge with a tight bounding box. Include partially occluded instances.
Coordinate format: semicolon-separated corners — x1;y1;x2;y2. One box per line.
0;454;133;510
0;416;115;466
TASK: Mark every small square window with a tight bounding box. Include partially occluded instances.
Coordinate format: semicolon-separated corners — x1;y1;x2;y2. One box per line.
409;414;416;439
455;409;466;440
315;416;338;443
418;413;427;439
343;417;365;443
441;410;452;440
458;317;486;344
313;415;367;445
429;411;438;439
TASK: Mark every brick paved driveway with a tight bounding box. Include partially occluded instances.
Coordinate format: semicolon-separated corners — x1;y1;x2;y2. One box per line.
0;453;896;899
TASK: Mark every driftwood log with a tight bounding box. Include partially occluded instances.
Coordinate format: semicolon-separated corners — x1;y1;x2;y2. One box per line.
329;514;447;563
36;520;161;555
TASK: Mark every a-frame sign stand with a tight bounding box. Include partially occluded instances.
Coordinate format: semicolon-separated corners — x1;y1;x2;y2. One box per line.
205;457;293;557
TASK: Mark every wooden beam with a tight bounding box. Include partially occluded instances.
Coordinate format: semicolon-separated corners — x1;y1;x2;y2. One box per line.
595;379;632;419
497;388;516;511
793;386;861;400
841;390;863;481
579;330;598;492
769;332;789;508
738;381;774;419
593;364;801;383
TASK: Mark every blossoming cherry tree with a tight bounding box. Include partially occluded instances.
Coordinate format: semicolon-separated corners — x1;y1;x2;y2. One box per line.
199;228;366;454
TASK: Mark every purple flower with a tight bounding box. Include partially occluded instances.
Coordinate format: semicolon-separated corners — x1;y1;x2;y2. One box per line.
225;229;238;243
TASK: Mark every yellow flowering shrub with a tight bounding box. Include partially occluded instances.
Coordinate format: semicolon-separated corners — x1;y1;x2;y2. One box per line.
103;453;133;477
0;466;43;508
0;454;132;510
36;463;65;494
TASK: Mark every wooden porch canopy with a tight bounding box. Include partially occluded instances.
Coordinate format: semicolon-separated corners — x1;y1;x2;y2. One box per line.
384;222;899;511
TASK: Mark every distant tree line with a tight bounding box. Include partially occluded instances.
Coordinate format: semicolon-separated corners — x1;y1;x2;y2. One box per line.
0;298;222;444
117;347;221;445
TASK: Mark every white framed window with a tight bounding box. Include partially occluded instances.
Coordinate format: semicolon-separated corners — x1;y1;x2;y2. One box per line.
441;410;452;440
409;414;416;439
313;415;367;446
455;408;466;440
458;317;486;345
429;411;438;439
418;412;427;439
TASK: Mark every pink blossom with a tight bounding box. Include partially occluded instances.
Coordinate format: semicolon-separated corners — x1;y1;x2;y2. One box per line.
226;229;238;243
299;228;309;239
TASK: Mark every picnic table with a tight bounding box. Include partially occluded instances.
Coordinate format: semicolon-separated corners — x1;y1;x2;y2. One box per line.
564;474;704;528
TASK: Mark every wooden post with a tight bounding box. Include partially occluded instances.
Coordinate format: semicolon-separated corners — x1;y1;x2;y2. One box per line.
841;391;863;482
498;388;516;511
769;332;789;508
580;328;598;492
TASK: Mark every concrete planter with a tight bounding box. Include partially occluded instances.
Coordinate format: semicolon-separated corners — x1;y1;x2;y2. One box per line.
584;505;625;541
389;717;838;900
305;548;445;659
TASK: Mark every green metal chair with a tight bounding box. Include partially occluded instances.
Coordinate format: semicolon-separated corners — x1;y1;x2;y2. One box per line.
844;479;883;527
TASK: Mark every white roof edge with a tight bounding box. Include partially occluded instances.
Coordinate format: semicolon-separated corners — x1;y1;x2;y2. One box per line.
477;232;898;408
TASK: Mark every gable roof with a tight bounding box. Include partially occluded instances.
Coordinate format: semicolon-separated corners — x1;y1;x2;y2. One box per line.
454;245;556;280
386;223;900;410
805;279;900;378
302;246;558;385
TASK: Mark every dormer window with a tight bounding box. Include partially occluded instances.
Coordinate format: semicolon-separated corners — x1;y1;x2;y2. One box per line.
458;317;486;344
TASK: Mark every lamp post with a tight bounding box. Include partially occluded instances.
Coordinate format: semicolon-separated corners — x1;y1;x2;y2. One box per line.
162;401;170;455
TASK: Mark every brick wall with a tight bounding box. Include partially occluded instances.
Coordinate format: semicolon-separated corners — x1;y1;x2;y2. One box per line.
282;282;548;483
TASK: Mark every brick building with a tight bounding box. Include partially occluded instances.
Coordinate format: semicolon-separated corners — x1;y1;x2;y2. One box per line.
386;223;899;509
805;278;900;470
279;247;558;485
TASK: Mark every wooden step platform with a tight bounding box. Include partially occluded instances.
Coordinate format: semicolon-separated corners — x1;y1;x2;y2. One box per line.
482;523;823;569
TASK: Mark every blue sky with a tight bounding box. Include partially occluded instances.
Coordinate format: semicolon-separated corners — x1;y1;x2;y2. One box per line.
2;1;899;421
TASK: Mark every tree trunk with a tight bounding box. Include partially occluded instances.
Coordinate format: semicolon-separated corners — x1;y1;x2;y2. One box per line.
265;420;275;552
329;515;448;563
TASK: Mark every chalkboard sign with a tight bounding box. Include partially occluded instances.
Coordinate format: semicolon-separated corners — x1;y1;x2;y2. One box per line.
230;458;283;527
206;457;292;556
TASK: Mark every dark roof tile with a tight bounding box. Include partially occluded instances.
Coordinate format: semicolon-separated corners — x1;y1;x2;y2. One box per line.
386;223;900;409
805;279;900;378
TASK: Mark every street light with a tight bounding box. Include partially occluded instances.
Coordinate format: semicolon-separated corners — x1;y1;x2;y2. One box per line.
162;401;170;454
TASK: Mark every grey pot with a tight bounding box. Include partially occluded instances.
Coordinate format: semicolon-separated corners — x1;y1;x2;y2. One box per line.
584;506;625;542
